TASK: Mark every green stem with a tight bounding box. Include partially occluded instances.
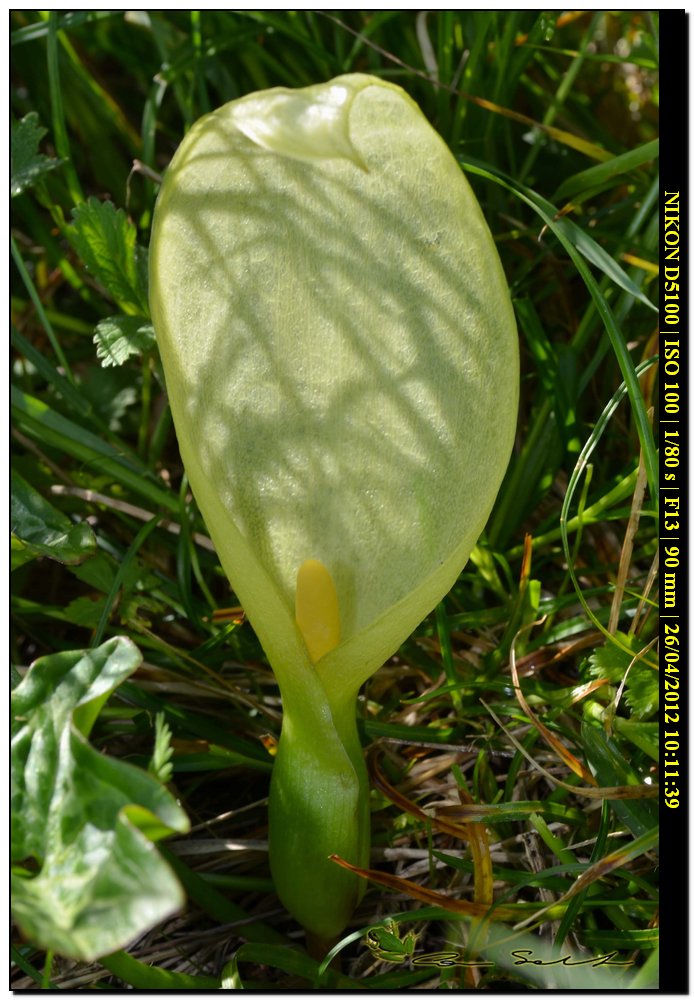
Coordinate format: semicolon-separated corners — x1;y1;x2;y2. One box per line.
269;682;369;938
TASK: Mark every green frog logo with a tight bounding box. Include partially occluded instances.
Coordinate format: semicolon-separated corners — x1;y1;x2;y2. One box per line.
365;919;419;964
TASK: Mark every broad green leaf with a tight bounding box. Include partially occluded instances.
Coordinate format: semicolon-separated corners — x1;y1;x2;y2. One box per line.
150;74;518;938
94;315;156;367
11;112;62;196
150;74;519;701
11;469;96;568
11;638;189;961
69;197;149;315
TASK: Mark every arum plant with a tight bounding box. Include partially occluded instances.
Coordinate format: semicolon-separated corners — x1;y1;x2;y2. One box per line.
150;74;518;947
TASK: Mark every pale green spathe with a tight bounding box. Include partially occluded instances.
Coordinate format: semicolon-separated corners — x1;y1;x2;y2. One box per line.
150;74;518;937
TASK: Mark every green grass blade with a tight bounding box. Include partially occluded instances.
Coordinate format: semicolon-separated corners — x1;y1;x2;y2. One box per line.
12;11;117;45
224;943;358;990
558;359;658;648
11;387;179;515
99;950;221;989
555;139;660;201
11;239;74;383
160;849;286;945
461;159;658;509
11;946;58;989
11;325;91;417
45;11;83;204
91;515;162;646
581;724;659;838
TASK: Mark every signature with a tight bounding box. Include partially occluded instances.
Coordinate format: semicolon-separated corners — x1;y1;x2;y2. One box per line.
411;953;494;968
410;949;634;969
511;949;634;968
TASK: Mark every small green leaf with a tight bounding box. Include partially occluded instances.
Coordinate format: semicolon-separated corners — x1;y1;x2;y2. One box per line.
11;637;189;961
11;469;96;568
587;632;658;718
69;550;131;593
11;112;62;197
94;316;156;367
69;197;149;315
62;595;106;629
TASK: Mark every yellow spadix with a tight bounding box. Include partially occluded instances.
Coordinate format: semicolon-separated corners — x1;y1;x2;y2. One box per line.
295;559;341;664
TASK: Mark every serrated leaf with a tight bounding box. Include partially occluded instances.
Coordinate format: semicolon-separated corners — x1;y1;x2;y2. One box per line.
11;637;189;961
69;550;124;593
587;632;658;718
11;469;96;567
94;315;155;367
69;197;149;315
11;112;62;197
62;595;106;628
